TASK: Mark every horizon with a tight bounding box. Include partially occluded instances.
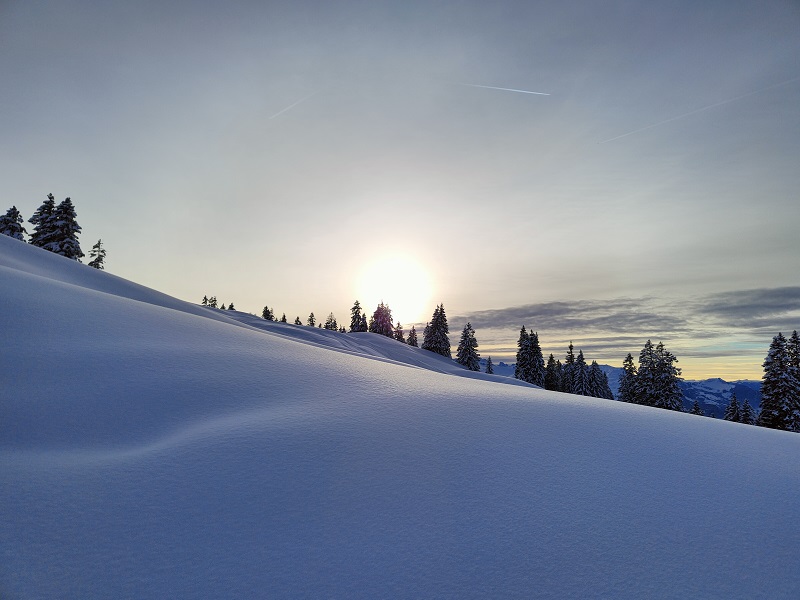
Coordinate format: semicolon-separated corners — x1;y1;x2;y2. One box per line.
2;0;798;381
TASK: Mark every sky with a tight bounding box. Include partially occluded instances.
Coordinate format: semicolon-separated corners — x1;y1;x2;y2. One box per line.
2;0;799;379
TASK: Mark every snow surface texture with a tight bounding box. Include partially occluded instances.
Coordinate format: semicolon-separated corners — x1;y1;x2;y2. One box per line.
2;233;800;599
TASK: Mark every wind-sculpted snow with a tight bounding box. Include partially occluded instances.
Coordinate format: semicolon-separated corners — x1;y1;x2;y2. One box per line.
2;235;800;599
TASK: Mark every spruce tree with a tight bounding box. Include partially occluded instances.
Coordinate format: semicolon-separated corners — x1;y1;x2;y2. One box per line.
690;400;704;416
228;303;235;310
324;312;338;330
634;340;658;406
724;392;741;422
280;313;287;323
562;342;576;394
262;306;275;320
588;361;605;398
758;332;800;431
220;303;226;310
572;350;589;396
739;399;755;425
600;370;614;400
350;300;364;332
421;304;451;358
0;206;27;241
514;327;530;382
307;312;316;327
294;316;302;325
45;197;83;260
652;342;683;411
208;296;217;308
87;239;106;269
618;353;638;404
485;356;494;374
202;295;208;306
28;194;57;248
529;331;546;387
394;322;405;343
368;302;394;337
360;314;368;332
544;354;560;391
407;325;418;347
455;322;480;371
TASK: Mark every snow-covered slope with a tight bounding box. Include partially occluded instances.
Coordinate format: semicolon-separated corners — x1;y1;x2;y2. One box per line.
2;234;800;599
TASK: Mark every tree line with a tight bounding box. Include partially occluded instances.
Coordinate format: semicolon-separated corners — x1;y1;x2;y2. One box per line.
1;195;106;269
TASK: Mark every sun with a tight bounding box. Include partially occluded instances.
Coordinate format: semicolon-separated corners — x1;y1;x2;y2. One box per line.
355;254;434;326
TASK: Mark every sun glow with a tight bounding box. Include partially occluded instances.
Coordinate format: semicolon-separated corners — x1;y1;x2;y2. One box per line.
356;254;434;326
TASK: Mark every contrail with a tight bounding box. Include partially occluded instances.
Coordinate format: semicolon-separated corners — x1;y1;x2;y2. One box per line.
456;83;550;96
600;76;800;144
268;91;318;120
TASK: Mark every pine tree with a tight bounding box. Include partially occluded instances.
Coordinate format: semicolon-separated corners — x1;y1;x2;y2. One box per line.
280;313;287;323
690;400;704;416
350;300;365;332
44;197;83;260
368;302;394;337
544;354;560;391
360;314;368;332
324;312;338;330
634;340;658;406
393;322;405;343
652;342;683;411
529;331;546;387
87;239;106;269
28;194;57;248
421;304;451;358
599;370;614;400
220;303;226;310
514;326;531;382
307;312;316;327
455;322;481;371
262;306;275;321
339;326;346;333
630;341;683;411
555;359;564;392
562;342;576;394
572;350;589;396
0;206;27;241
407;325;418;347
618;353;638;404
758;332;800;431
485;356;494;374
587;361;606;398
202;295;208;306
724;392;741;422
228;303;235;310
739;399;755;425
294;316;302;325
208;296;217;308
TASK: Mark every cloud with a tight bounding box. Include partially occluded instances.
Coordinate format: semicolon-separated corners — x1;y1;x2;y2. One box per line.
693;287;800;326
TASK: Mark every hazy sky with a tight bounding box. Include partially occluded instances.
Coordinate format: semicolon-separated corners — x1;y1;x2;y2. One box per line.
2;0;799;378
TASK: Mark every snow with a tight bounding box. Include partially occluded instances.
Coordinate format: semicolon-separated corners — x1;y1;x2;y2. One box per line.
2;233;800;598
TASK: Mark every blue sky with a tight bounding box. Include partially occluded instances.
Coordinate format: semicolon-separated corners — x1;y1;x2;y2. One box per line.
2;0;798;377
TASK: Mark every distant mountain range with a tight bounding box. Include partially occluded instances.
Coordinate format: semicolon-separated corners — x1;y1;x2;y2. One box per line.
484;360;761;419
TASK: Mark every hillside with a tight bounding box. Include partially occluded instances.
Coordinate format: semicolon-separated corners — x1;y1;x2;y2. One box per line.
2;234;799;599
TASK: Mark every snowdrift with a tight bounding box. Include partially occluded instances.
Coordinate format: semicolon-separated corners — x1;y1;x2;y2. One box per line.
2;234;799;599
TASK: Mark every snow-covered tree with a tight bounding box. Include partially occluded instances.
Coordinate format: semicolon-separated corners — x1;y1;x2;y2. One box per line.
485;356;494;374
350;300;366;332
544;354;560;391
407;325;418;347
0;206;27;241
28;194;57;248
202;295;208;306
690;400;704;416
587;361;606;398
228;303;235;310
324;313;338;330
562;342;576;394
307;312;316;327
393;322;405;343
368;302;394;337
739;399;755;425
220;303;227;310
618;353;638;404
724;392;741;422
421;304;451;358
572;350;589;396
632;340;683;411
262;306;275;321
208;296;217;308
280;313;287;323
529;331;546;387
294;316;302;325
758;332;800;431
514;326;530;382
455;322;480;371
42;197;83;260
87;239;106;269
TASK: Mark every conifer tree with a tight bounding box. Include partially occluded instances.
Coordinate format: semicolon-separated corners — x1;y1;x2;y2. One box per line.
555;359;564;392
758;332;800;431
0;206;27;241
208;296;217;308
324;313;338;330
262;306;275;320
690;400;704;416
202;295;208;306
87;239;106;269
220;303;226;310
618;353;638;404
652;342;683;411
393;322;405;343
529;331;546;387
600;370;614;400
544;354;560;391
421;304;451;358
360;314;368;332
562;342;576;394
368;302;394;337
514;326;531;382
455;322;480;371
280;313;287;323
45;197;83;260
587;361;605;398
228;303;235;310
407;325;418;347
739;399;755;425
294;316;302;325
350;300;365;332
572;350;589;396
485;356;494;374
28;194;57;248
724;392;741;422
307;312;316;327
